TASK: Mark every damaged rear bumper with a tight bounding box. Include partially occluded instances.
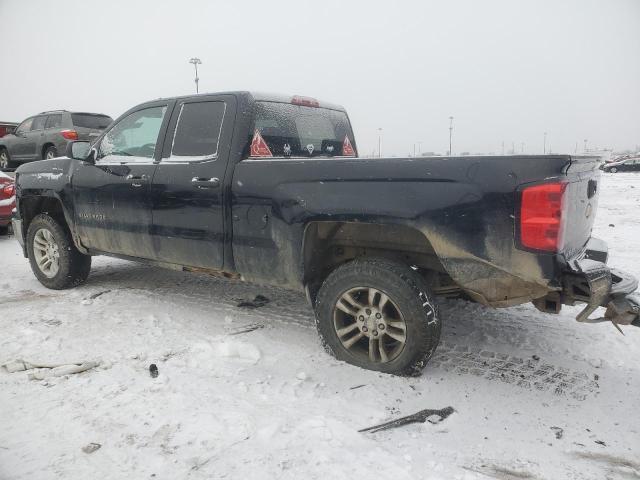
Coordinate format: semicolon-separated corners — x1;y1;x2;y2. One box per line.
561;238;640;328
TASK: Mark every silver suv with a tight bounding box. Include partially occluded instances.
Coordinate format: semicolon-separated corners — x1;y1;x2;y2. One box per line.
0;110;113;170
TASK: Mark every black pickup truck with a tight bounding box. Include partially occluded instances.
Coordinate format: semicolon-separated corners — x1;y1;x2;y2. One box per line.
11;92;640;375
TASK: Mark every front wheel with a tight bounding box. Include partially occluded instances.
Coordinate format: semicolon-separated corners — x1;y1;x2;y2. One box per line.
315;258;441;376
26;214;91;289
609;167;618;173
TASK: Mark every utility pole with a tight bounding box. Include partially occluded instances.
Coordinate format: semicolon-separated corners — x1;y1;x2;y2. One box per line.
583;139;588;152
417;141;422;157
521;142;525;154
448;116;454;156
543;132;547;154
501;141;505;155
189;57;202;93
377;128;383;158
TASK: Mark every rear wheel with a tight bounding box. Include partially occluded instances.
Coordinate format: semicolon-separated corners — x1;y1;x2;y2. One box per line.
44;146;58;160
315;258;441;376
26;214;91;289
0;149;13;170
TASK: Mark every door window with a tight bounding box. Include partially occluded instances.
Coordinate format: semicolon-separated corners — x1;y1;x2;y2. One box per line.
31;116;47;131
15;118;34;134
170;101;226;160
45;114;62;129
98;106;167;162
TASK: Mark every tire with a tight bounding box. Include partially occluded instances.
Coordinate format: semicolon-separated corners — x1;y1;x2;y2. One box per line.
44;146;58;160
0;148;13;170
0;225;9;236
609;167;617;173
315;258;441;376
26;213;91;289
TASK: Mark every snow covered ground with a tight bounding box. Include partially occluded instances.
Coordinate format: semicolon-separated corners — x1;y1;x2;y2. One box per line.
1;173;639;480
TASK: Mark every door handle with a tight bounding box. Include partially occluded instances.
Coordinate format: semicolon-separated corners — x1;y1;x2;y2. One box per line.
126;174;149;187
191;177;220;189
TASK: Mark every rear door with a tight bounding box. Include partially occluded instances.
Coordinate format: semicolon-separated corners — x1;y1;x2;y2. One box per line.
149;94;236;269
28;115;47;160
72;101;173;259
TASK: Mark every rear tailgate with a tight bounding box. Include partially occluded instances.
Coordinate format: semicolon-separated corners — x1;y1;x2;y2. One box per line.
561;155;602;259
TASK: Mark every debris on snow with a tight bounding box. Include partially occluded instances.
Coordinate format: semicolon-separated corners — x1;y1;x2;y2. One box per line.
2;359;99;380
236;294;270;309
550;426;564;439
81;443;101;454
359;406;455;433
149;364;159;378
228;323;265;335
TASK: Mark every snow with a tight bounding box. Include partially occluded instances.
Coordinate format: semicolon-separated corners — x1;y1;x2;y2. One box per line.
1;173;640;479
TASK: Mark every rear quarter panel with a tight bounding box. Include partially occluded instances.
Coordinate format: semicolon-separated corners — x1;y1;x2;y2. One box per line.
231;155;574;305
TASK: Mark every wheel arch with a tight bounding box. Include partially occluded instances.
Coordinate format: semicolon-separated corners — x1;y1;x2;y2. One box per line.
41;142;56;159
19;194;84;256
301;220;450;303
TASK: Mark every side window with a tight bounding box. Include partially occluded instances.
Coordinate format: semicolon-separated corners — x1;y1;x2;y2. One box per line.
170;101;226;159
97;106;167;162
32;116;47;131
45;114;62;129
16;117;34;134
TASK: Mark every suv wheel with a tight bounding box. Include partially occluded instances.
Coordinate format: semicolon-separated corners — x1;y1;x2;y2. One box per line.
44;146;58;160
26;213;91;289
0;149;13;170
315;258;441;376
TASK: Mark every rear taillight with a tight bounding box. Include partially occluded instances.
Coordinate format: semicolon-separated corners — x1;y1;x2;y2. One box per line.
0;182;15;200
520;182;567;252
61;129;78;140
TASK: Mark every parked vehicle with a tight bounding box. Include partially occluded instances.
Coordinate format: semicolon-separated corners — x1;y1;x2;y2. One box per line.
0;171;16;235
11;92;640;375
601;156;640;173
0;110;113;170
0;122;18;138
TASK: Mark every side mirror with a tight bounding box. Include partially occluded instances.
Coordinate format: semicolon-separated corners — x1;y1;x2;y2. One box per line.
65;141;94;162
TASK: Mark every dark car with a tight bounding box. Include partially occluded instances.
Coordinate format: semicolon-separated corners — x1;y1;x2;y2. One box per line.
601;156;640;173
11;92;640;375
0;110;113;170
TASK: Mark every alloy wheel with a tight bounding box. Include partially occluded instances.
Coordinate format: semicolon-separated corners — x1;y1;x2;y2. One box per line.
333;287;407;363
32;228;60;278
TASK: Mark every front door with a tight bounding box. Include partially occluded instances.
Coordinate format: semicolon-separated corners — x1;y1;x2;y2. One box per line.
73;101;173;259
10;117;35;161
149;95;236;269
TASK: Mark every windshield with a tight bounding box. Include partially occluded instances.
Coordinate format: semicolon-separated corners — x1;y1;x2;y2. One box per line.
246;101;356;158
72;113;113;130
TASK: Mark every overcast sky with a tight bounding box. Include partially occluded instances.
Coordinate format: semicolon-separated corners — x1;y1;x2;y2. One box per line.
0;0;638;156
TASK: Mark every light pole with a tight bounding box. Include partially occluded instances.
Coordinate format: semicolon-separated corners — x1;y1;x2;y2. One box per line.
189;57;202;93
521;142;525;154
543;132;547;154
583;139;588;153
448;116;454;156
377;128;383;158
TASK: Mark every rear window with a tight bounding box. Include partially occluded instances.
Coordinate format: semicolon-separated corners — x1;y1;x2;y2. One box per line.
71;113;113;130
247;101;356;158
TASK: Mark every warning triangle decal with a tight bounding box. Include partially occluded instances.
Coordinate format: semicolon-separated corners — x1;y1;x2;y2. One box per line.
342;135;355;157
250;130;273;157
